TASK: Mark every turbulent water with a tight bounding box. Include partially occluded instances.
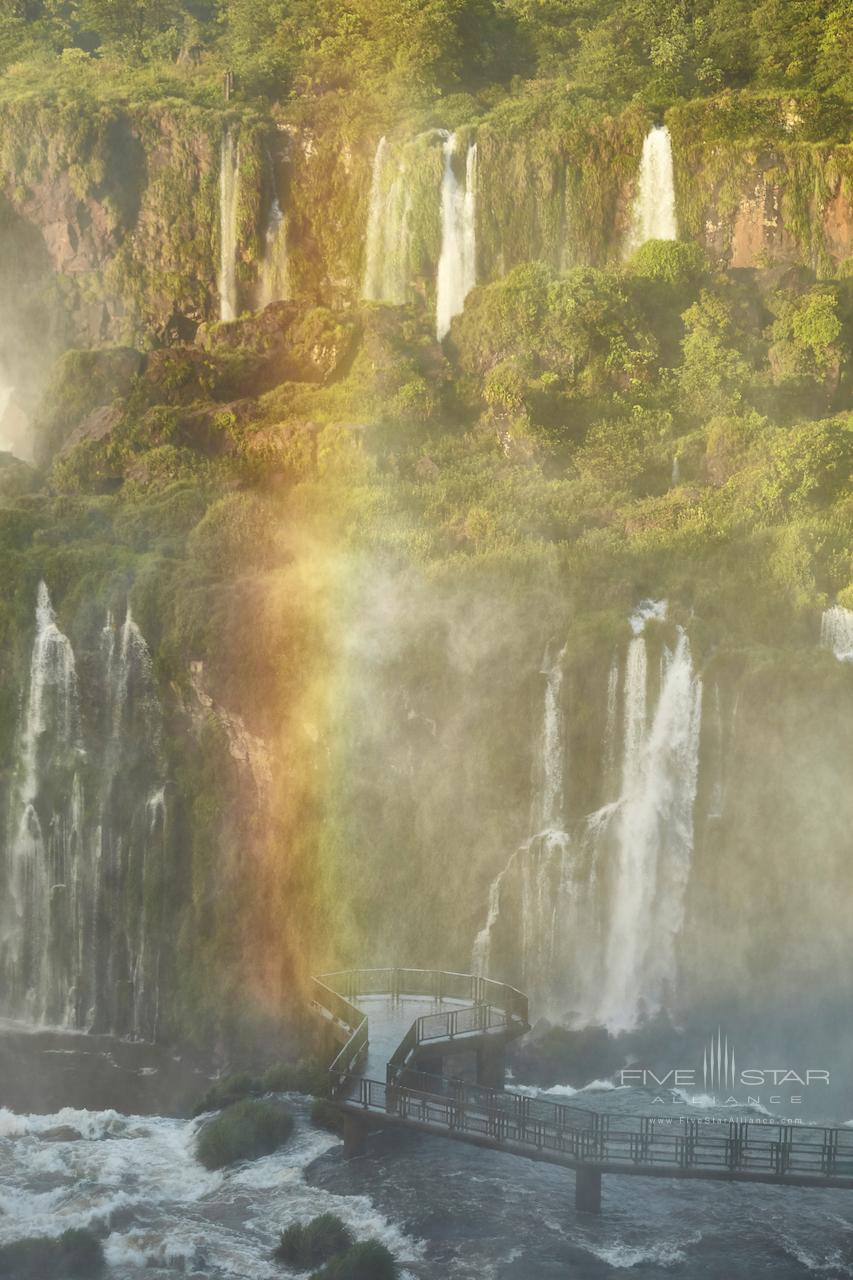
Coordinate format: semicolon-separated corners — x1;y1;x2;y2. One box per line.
436;132;478;339
626;126;678;254
3;1063;853;1280
219;127;240;323
0;586;168;1039
473;603;702;1030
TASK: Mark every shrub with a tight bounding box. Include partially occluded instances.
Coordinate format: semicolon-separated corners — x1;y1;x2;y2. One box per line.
0;1228;105;1277
311;1240;398;1280
628;239;707;286
192;1072;260;1117
196;1099;294;1169
310;1098;345;1134
262;1058;328;1096
274;1215;355;1268
192;1058;327;1116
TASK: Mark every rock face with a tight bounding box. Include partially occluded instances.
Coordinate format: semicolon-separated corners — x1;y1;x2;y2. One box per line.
730;174;795;268
0;94;849;415
694;153;853;271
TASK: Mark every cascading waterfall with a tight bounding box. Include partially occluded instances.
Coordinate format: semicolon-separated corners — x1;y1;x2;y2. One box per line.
362;136;415;305
472;601;703;1028
219;126;240;322
4;583;83;1025
96;605;166;1038
257;198;289;309
821;605;853;662
1;587;167;1038
597;621;702;1029
626;125;678;255
533;642;568;832
435;133;478;339
473;641;581;1004
257;150;290;309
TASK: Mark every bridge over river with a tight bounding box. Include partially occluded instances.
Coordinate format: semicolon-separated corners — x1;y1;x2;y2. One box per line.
311;968;853;1214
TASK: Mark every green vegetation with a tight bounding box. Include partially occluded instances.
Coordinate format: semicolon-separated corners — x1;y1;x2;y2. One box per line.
0;0;849;1048
0;1229;105;1278
310;1098;346;1134
274;1215;355;1269
193;1059;328;1115
1;0;849;108
1;244;849;1039
310;1240;398;1280
195;1098;295;1168
273;1218;397;1279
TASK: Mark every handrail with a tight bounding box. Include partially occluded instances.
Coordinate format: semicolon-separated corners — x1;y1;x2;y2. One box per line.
315;968;528;1024
312;968;529;1099
311;976;369;1095
312;970;853;1188
340;1069;853;1181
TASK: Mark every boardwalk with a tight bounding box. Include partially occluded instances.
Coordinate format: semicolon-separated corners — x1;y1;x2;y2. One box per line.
311;968;853;1213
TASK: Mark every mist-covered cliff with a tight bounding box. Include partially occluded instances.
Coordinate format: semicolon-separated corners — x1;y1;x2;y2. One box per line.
0;2;851;1055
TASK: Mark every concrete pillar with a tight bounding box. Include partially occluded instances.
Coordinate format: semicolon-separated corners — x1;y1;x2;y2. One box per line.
343;1113;369;1159
476;1043;506;1091
575;1167;602;1213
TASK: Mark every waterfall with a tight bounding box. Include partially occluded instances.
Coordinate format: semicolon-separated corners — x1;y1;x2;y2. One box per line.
219;126;240;322
435;133;478;339
596;624;702;1030
96;605;165;1038
626;125;678;255
533;643;568;831
257;197;289;309
821;605;853;662
472;638;573;998
472;602;702;1027
4;583;82;1025
362;136;414;305
472;855;514;976
1;587;167;1038
257;150;289;309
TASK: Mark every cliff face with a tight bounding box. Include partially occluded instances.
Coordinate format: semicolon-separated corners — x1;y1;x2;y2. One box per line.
0;83;850;1052
0;101;220;401
0;91;849;403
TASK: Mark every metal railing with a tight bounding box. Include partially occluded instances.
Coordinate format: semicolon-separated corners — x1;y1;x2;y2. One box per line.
316;968;528;1023
313;970;853;1185
338;1071;853;1182
312;968;529;1098
311;976;368;1092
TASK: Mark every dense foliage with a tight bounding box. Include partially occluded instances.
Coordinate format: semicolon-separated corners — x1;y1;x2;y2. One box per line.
0;0;849;107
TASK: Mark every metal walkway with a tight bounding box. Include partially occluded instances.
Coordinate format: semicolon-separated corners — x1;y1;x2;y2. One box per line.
311;968;853;1212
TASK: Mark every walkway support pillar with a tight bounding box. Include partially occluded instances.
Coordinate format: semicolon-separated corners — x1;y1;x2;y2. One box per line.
343;1113;370;1159
476;1044;506;1091
575;1166;602;1214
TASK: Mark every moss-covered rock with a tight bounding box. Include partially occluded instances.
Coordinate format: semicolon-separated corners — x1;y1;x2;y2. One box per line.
196;1099;295;1169
274;1215;355;1269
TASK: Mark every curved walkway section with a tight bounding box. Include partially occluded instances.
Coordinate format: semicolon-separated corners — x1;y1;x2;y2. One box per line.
311;969;853;1213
